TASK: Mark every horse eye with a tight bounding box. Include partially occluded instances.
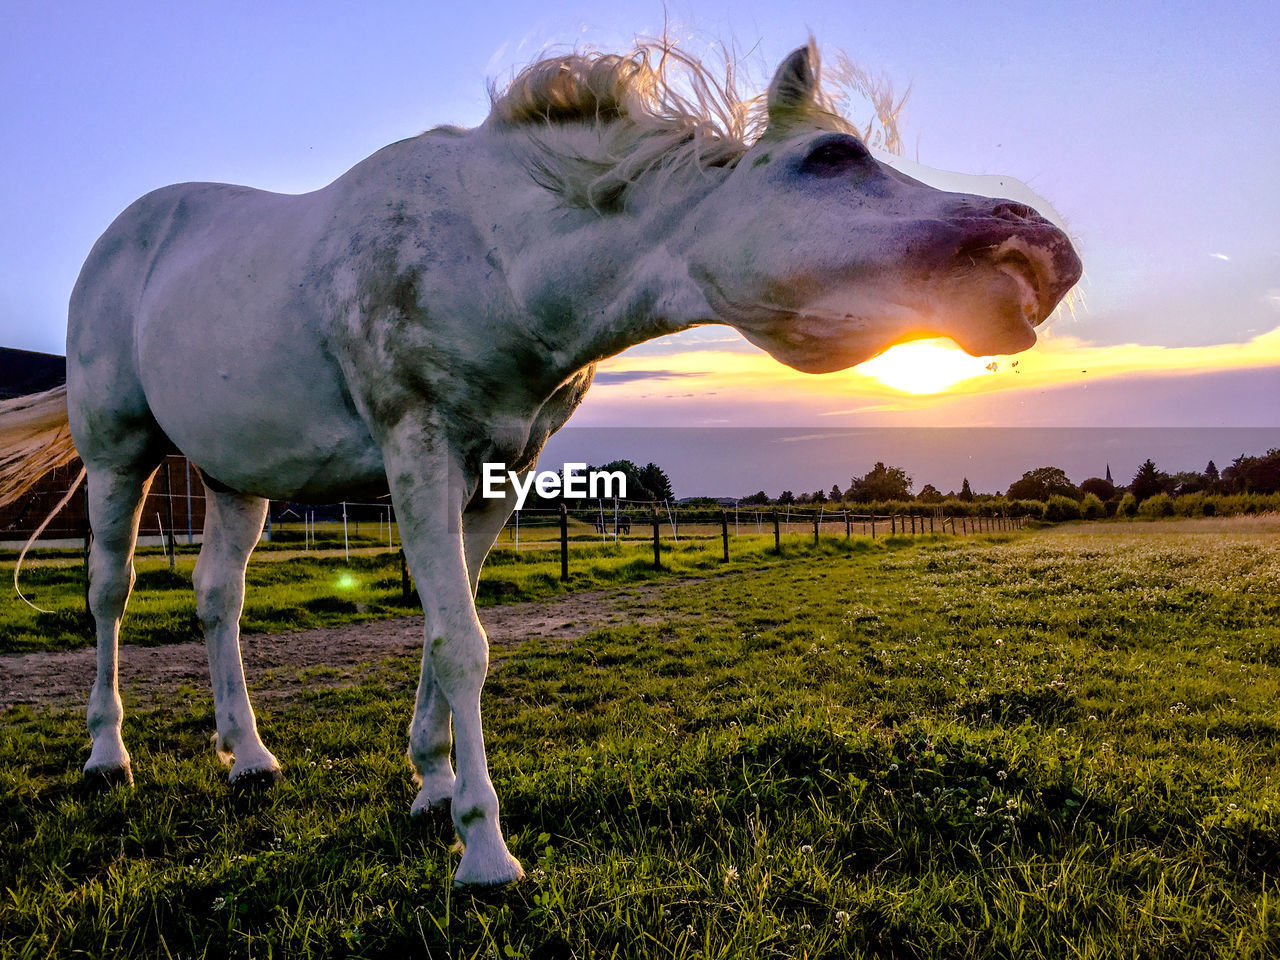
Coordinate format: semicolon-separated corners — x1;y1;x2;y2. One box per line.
799;136;871;177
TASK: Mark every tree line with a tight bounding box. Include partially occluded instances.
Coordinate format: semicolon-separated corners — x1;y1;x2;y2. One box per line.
734;449;1280;519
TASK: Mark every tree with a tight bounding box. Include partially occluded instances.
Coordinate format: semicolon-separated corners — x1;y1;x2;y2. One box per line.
829;484;843;503
1007;466;1078;501
777;490;796;505
958;478;974;502
1168;471;1206;496
1129;459;1167;502
1223;449;1280;494
741;490;770;506
638;462;673;502
1079;477;1116;501
1204;460;1220;483
848;462;912;502
811;488;827;504
593;459;647;500
917;483;943;503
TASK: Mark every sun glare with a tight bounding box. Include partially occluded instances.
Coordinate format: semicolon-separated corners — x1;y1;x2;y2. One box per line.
856;339;996;393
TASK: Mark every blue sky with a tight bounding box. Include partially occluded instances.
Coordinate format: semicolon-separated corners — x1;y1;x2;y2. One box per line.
2;1;1277;429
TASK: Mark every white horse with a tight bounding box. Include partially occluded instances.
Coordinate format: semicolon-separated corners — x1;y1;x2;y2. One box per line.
0;44;1080;887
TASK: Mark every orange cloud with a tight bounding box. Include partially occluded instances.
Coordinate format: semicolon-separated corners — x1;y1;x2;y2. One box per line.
591;324;1280;416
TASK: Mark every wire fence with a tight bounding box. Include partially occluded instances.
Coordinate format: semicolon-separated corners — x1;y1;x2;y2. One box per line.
5;471;1029;621
497;500;1029;581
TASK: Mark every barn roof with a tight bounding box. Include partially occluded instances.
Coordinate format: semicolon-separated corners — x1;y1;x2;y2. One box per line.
0;348;66;400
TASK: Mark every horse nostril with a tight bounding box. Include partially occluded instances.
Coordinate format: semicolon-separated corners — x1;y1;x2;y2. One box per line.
989;202;1040;222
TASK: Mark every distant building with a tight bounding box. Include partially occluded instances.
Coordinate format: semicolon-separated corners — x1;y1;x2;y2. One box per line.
0;347;65;400
0;347;205;546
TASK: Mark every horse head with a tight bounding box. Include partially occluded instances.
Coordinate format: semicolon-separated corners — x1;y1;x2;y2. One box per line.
685;46;1082;373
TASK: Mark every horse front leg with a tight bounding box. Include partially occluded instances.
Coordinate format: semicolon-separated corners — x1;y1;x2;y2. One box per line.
387;434;523;887
407;474;524;819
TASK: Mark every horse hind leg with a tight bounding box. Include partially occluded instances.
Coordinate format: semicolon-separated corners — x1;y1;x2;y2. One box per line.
193;489;280;787
82;461;159;787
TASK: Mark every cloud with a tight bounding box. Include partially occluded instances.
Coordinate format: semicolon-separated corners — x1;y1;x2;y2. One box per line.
580;324;1280;427
592;369;693;385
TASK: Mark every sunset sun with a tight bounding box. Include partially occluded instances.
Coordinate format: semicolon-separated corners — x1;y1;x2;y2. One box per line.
855;339;997;394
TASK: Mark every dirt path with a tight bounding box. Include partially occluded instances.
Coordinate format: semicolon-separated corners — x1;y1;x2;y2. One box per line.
0;583;688;711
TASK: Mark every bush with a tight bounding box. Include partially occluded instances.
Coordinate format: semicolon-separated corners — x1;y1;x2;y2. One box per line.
1137;493;1174;519
1044;494;1082;522
1173;492;1207;518
1081;493;1105;519
1117;493;1138;518
1011;499;1047;520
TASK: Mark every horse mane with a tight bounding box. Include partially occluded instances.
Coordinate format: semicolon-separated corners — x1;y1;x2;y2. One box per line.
488;41;902;212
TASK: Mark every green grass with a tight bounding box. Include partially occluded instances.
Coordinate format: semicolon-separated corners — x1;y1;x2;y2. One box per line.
3;519;1280;958
1;530;892;655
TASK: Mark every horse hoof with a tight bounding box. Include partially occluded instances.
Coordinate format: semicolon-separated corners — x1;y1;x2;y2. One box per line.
453;848;525;890
82;764;134;789
230;766;282;793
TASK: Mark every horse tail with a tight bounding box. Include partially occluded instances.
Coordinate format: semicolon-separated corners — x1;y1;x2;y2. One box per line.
0;385;80;505
0;385;87;613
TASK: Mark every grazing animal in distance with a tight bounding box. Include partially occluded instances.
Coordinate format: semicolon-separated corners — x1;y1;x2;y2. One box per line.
0;41;1080;887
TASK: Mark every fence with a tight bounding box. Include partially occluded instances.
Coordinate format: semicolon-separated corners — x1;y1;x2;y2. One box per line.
0;455;204;551
6;479;1028;614
495;500;1030;581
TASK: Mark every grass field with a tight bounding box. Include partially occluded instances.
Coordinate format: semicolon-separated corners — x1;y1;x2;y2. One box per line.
3;518;1280;958
0;522;905;656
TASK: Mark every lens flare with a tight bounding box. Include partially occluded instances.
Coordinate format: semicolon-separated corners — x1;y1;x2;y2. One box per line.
856;339;996;394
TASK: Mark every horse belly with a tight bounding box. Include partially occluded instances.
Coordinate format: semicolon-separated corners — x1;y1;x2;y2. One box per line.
135;267;386;501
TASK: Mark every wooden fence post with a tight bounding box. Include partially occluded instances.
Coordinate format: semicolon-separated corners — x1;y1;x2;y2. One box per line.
559;503;569;581
870;515;876;539
772;510;781;552
845;510;851;538
652;508;661;569
812;510;819;546
721;511;729;562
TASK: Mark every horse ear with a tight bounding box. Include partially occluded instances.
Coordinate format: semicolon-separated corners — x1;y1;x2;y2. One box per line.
765;45;817;133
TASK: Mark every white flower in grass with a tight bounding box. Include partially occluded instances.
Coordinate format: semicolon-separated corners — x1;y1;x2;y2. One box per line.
800;845;814;855
835;910;850;925
724;865;739;885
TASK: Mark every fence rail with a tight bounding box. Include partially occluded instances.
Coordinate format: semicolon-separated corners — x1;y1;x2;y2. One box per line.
495;502;1029;581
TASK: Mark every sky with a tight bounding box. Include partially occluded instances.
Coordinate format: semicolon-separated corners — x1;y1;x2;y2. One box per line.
2;1;1278;492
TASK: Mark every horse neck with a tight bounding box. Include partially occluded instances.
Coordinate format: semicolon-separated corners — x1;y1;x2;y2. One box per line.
467;131;721;375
